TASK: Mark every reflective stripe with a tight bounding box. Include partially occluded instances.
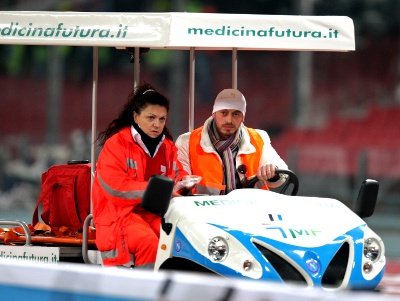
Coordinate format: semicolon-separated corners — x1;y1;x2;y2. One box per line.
101;249;118;260
121;254;135;267
172;161;178;181
98;171;144;199
126;158;137;169
135;262;155;270
101;251;134;265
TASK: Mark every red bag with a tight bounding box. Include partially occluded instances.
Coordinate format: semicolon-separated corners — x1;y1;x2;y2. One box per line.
32;162;91;231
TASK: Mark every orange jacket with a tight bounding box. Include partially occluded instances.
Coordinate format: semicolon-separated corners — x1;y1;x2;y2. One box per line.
92;127;186;265
188;126;267;195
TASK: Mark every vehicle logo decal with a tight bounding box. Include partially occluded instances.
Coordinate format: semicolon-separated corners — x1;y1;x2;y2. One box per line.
265;227;321;239
194;199;257;206
175;240;182;252
306;259;320;273
268;214;283;221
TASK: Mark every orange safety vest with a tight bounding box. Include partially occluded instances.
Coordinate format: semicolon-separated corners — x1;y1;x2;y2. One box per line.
188;126;267;195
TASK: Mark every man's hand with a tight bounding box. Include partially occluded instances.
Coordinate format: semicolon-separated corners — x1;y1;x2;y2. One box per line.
257;164;278;182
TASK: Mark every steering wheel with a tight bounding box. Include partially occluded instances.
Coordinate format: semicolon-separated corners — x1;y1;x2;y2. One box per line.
245;169;299;196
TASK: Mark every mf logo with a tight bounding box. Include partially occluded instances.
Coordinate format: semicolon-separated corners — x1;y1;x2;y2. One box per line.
266;227;321;239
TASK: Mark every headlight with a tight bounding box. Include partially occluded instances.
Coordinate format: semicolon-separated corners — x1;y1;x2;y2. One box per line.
208;236;229;262
363;238;381;262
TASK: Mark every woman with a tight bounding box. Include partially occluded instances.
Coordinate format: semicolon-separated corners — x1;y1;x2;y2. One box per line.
92;83;187;268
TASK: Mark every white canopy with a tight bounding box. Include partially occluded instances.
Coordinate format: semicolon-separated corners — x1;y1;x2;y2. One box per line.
0;11;355;51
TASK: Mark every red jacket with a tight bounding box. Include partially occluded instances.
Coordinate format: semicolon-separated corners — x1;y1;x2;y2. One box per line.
92;127;186;265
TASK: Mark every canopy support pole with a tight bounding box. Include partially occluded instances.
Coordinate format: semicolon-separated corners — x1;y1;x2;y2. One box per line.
90;46;98;171
232;48;238;89
134;47;140;90
90;46;99;213
189;47;195;131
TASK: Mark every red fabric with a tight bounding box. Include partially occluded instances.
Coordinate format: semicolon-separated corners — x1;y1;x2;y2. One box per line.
126;208;161;267
32;163;91;231
144;145;167;179
92;127;187;266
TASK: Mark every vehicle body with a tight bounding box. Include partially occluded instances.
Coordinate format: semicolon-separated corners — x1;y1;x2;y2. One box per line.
141;171;385;290
0;11;385;291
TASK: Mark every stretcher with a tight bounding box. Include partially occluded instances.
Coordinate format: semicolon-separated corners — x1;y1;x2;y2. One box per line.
0;217;97;263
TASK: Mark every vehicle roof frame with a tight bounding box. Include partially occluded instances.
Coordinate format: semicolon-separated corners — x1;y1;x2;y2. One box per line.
0;11;356;211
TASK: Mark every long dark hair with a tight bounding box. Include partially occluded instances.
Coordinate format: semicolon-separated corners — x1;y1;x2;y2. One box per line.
97;83;173;146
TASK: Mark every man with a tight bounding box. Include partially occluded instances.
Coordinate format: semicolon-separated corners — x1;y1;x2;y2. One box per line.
176;88;288;195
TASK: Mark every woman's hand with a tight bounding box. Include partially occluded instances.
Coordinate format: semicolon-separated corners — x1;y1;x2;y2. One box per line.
173;175;202;196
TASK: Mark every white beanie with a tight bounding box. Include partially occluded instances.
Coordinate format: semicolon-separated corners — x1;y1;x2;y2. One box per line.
212;89;246;116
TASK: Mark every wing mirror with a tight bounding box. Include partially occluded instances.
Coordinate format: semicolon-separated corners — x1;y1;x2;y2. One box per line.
354;179;379;218
141;175;174;216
